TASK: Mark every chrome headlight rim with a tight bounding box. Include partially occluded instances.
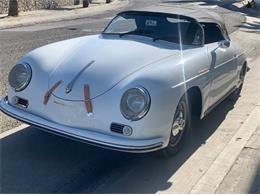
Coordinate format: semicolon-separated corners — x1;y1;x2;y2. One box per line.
8;63;32;92
120;86;151;121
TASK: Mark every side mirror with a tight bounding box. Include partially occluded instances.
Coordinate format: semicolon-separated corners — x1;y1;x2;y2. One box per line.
218;40;230;48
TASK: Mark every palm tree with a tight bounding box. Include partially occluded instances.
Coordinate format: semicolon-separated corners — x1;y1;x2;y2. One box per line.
8;0;18;16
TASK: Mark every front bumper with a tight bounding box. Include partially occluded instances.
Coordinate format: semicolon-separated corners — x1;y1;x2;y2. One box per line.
0;96;164;153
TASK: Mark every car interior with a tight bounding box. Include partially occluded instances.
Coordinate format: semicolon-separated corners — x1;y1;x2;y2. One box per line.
201;22;225;44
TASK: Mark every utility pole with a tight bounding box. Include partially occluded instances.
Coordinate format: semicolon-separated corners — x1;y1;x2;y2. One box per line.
8;0;19;16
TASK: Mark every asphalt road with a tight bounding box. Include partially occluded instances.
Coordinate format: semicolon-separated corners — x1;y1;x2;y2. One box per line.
0;0;253;193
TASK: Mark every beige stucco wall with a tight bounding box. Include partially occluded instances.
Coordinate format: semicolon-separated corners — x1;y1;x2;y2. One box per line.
0;0;79;14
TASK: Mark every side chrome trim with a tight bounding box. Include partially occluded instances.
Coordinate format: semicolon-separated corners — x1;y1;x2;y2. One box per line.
171;69;209;89
198;68;209;74
214;53;244;69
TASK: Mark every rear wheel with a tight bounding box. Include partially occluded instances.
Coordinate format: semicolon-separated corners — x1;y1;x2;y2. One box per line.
162;96;191;157
229;64;247;100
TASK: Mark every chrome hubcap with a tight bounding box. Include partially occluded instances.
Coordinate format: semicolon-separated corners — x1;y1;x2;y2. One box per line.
172;110;186;136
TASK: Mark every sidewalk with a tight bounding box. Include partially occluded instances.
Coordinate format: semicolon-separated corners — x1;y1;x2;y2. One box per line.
216;124;260;193
0;0;128;30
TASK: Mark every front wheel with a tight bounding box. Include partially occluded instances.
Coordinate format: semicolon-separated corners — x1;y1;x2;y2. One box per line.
162;96;191;157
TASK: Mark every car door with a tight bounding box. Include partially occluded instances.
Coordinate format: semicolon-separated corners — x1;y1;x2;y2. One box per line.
204;24;238;109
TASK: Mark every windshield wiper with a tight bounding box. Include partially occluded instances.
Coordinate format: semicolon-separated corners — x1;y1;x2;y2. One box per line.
152;36;178;43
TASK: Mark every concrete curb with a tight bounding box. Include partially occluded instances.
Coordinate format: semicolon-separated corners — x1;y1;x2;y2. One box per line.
0;0;128;30
0;124;29;139
190;104;260;193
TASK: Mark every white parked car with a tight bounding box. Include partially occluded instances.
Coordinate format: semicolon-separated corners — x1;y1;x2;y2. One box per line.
0;6;247;156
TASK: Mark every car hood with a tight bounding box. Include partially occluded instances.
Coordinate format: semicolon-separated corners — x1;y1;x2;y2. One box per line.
44;35;178;101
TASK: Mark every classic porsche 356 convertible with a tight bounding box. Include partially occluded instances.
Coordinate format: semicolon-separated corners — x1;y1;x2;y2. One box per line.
0;5;247;156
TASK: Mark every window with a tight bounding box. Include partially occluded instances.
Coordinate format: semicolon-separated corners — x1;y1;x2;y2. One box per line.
105;16;137;33
202;23;225;44
103;12;203;46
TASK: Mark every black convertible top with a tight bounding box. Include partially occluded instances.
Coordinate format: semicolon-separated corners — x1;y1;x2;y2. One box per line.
120;4;225;28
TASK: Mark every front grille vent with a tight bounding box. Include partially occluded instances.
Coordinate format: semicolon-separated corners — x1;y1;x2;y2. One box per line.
14;96;29;108
110;123;124;134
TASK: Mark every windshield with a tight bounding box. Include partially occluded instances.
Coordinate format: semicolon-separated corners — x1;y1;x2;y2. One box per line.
103;12;203;46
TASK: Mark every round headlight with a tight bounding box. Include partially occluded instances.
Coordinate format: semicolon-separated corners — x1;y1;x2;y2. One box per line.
120;87;151;121
8;63;32;92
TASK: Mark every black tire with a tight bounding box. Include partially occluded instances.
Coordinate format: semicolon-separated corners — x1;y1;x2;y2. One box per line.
162;96;191;157
229;64;247;100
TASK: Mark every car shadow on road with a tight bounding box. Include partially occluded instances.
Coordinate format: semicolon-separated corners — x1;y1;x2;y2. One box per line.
0;97;238;193
250;161;260;193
